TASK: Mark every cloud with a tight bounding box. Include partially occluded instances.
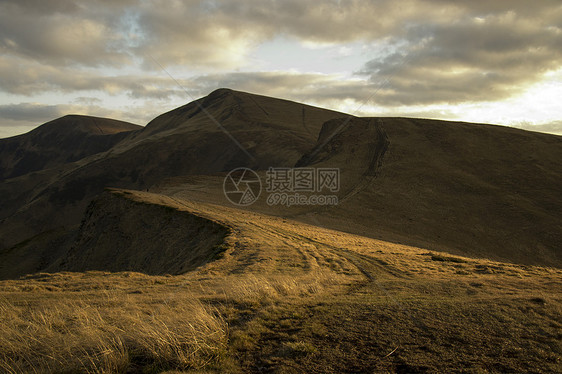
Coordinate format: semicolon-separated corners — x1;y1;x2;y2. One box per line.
1;0;561;137
2;1;559;102
0;101;148;129
0;0;134;67
357;3;562;105
0;102;65;123
132;0;270;70
186;71;369;102
2;0;561;73
511;120;562;136
73;96;103;105
0;54;370;104
0;55;185;99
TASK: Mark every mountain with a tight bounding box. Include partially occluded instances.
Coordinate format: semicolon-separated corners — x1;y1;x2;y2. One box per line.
155;115;562;268
0;89;346;278
118;87;346;173
0;88;561;280
0;115;141;180
296;117;562;266
3;188;561;373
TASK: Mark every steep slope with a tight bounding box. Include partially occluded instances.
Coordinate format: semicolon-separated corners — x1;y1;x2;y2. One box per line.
57;190;230;275
294;117;562;267
0;115;141;180
0;189;231;279
115;88;346;172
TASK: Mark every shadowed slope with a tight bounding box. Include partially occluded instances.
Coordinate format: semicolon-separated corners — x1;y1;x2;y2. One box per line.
0;189;231;279
294;117;562;267
0;89;346;273
0;115;141;180
56;190;230;275
157;116;562;268
118;88;346;172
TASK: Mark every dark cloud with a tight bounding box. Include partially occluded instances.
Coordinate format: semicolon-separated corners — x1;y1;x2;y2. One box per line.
187;72;370;102
0;56;184;99
2;0;561;72
3;1;559;93
73;96;103;105
0;55;369;103
357;3;562;105
0;0;133;66
0;102;65;123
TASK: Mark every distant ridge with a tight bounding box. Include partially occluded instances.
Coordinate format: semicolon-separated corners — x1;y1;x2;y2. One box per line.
0;115;141;180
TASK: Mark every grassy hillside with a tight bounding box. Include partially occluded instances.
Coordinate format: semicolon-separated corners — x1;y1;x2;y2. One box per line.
297;117;562;267
1;190;560;372
155;114;562;268
2;90;560;274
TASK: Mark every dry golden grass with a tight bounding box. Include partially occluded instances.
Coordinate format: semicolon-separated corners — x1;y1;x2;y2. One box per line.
0;268;345;373
0;290;227;373
1;191;561;373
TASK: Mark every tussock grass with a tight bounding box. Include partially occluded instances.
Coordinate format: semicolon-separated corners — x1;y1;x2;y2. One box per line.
222;271;348;305
0;271;342;373
427;252;468;263
0;294;227;373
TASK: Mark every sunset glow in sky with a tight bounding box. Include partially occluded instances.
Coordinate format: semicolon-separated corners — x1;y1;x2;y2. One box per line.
1;0;561;138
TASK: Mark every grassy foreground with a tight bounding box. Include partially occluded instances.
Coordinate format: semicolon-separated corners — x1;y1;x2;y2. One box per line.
1;191;560;373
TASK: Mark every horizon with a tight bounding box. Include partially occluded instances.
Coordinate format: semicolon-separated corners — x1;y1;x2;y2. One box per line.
4;87;562;140
1;1;562;137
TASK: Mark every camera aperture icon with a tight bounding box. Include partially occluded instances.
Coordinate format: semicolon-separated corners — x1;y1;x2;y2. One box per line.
223;167;262;206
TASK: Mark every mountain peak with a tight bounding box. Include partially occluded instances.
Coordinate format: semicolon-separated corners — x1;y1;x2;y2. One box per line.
141;88;345;139
200;87;237;107
208;87;234;96
34;115;140;136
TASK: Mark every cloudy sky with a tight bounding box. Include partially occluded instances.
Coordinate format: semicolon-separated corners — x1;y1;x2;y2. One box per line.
1;0;561;138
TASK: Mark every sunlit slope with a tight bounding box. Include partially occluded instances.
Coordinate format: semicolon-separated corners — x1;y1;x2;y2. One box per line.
45;188;562;284
1;188;561;372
